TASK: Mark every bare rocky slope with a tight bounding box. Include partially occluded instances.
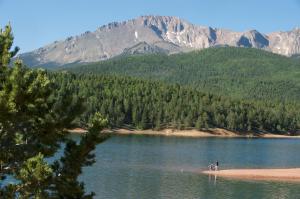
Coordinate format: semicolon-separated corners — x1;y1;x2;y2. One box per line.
18;16;300;67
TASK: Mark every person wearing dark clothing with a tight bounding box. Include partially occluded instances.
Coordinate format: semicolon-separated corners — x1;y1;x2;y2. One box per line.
215;161;219;171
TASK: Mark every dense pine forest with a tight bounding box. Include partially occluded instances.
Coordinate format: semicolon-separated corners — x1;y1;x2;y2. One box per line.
50;72;300;134
65;47;300;102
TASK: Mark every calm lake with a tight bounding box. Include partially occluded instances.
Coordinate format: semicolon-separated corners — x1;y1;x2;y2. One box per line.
78;135;300;199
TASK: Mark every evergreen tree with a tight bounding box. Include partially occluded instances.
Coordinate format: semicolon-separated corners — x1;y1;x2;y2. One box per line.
0;25;108;198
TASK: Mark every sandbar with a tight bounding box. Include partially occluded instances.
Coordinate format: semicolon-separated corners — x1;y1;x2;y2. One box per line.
203;168;300;182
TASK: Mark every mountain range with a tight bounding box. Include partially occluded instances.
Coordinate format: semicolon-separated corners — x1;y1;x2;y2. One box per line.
18;15;300;67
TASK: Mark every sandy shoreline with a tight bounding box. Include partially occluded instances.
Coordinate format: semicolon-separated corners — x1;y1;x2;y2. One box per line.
105;128;239;137
68;128;300;138
202;168;300;182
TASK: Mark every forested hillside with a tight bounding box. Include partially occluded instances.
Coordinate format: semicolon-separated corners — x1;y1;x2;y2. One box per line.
51;72;300;134
65;47;300;101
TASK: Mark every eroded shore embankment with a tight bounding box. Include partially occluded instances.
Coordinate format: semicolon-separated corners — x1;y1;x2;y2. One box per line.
68;128;300;138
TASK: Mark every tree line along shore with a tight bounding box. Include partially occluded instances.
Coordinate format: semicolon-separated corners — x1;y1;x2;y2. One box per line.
57;47;300;135
52;72;300;135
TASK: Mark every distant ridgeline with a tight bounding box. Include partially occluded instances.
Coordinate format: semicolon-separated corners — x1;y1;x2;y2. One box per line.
64;47;300;102
50;71;300;134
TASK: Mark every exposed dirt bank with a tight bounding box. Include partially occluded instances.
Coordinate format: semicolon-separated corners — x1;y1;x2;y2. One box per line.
68;128;300;138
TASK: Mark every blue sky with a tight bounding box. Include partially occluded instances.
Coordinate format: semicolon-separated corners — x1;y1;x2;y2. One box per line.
1;0;300;53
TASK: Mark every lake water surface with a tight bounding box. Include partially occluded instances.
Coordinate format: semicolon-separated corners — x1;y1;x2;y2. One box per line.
80;135;300;199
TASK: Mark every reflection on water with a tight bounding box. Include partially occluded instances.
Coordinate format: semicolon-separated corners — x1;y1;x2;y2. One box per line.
79;135;300;199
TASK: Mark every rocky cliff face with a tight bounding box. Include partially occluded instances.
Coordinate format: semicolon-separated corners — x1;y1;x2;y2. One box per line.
18;16;300;67
268;28;300;56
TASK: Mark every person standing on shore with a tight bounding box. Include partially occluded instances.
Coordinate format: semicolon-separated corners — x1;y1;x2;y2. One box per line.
215;161;219;171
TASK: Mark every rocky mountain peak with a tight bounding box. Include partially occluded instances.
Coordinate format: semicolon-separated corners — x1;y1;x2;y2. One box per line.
18;15;300;67
238;30;269;48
